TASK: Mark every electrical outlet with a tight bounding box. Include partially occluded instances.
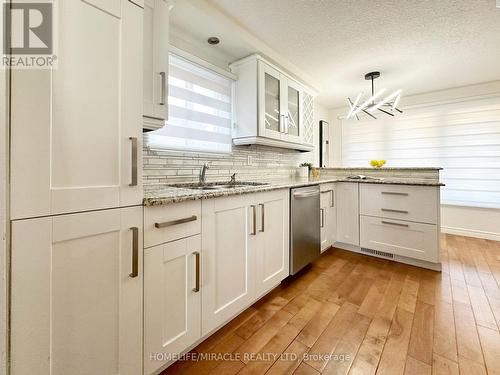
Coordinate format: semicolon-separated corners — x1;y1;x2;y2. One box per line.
247;155;253;166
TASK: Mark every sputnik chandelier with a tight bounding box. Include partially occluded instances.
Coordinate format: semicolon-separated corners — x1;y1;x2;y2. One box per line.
346;72;403;120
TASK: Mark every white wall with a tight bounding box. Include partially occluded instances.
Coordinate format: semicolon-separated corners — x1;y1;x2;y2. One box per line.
329;81;500;241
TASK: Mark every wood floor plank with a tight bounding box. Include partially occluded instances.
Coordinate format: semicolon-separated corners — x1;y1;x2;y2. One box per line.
398;277;420;314
195;306;258;353
453;302;485;364
377;307;414;375
358;276;390;318
296;301;340;348
293;362;320;375
322;313;371;374
404;356;431;375
477;325;500;375
266;339;309;375
458;357;487;375
238;322;302;374
408;301;434;365
467;284;498;331
235;296;289;340
235;309;293;363
304;302;358;372
348;316;392;375
433;301;458;362
432;353;459;375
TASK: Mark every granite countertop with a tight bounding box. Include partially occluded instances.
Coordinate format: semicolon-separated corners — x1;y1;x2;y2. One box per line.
144;176;444;206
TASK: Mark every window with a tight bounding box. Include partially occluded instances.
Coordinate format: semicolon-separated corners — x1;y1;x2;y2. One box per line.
146;53;233;153
341;96;500;208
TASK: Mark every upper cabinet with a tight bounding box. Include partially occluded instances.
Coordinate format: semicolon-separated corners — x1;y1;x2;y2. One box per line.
10;0;143;220
231;55;316;152
143;0;170;131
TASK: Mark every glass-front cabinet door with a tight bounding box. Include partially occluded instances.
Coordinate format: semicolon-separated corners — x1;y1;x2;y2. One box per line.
258;61;304;143
259;62;284;140
284;79;303;144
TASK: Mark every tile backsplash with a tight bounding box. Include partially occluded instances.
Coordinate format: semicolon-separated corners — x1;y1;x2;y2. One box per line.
143;144;315;186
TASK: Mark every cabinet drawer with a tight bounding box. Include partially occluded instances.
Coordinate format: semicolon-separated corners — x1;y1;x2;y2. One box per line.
360;215;439;263
144;200;201;248
360;184;438;224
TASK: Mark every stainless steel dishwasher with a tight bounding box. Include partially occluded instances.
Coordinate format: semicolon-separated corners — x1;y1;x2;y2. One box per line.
290;185;321;275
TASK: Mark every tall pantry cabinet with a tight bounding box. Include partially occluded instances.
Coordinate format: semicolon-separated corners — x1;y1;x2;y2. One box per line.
9;1;145;374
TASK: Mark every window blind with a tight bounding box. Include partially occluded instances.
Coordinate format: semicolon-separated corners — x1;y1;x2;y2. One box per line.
341;96;500;209
146;53;233;153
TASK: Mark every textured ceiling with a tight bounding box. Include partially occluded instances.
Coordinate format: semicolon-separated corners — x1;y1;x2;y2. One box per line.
208;0;500;108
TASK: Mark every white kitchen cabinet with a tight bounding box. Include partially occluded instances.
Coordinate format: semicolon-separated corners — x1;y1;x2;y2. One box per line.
320;183;336;252
254;189;290;298
336;182;359;246
10;0;143;220
10;206;143;375
359;183;439;224
360;215;439;263
231;55;313;151
201;189;290;335
201;194;258;335
143;0;170;129
144;235;201;375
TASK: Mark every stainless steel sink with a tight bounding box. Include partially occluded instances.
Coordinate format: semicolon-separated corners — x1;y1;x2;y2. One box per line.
186;186;221;191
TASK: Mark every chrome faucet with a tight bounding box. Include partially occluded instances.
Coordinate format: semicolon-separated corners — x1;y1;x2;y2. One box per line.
230;173;237;185
199;162;211;185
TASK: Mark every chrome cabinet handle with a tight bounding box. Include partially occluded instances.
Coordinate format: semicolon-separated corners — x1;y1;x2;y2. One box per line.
279;115;285;133
381;220;409;227
320;208;325;228
259;203;265;232
320;190;333;194
381;208;409;214
129;137;138;187
331;190;335;208
192;251;200;293
250;205;257;235
159;72;166;105
154;216;197;229
284;115;289;134
381;191;409;196
129;227;139;278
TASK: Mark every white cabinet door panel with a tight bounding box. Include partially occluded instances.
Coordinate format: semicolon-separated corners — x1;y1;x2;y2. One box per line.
10;206;143;375
255;189;289;297
336;182;359;246
360;215;439;263
143;0;169;122
144;235;201;375
201;194;257;335
11;0;142;219
359;183;439;224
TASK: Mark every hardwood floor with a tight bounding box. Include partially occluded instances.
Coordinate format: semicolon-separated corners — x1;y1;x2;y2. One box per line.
161;235;500;375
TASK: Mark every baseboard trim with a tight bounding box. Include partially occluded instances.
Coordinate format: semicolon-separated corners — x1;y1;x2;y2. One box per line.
441;226;500;241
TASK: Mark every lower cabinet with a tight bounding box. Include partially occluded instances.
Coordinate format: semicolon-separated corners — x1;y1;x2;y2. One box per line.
336;182;359;246
320;183;336;252
360;215;439;263
202;189;289;335
144;235;202;375
10;207;143;375
255;190;290;297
